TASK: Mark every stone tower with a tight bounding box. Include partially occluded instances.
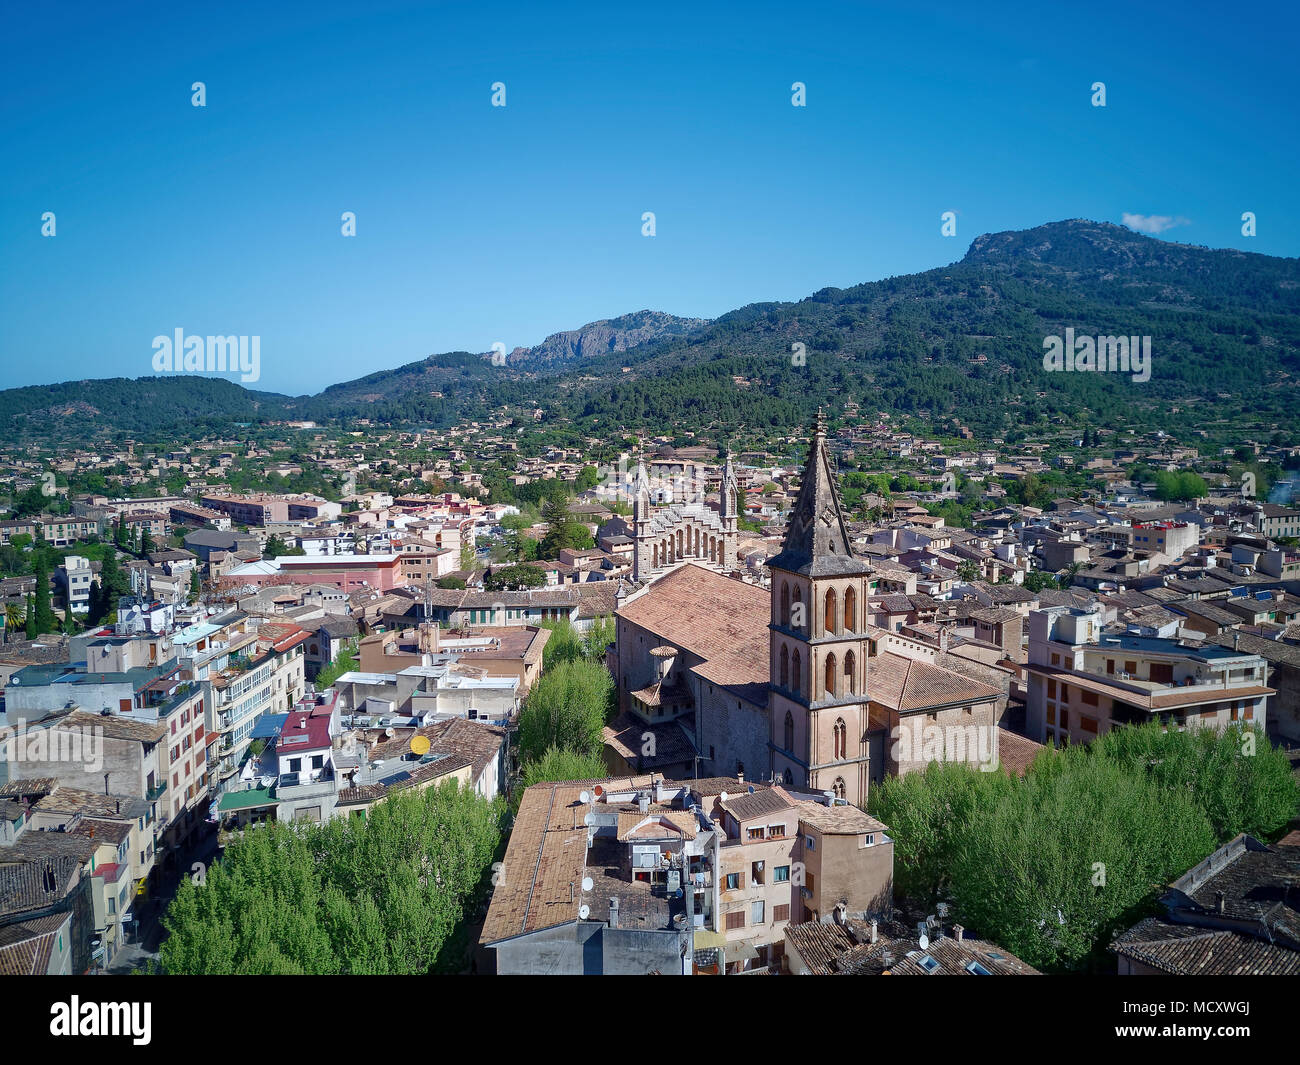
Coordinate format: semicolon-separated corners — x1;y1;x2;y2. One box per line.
766;412;874;805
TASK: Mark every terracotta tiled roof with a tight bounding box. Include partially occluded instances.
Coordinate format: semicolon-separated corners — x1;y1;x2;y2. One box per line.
1111;917;1300;975
870;653;1002;712
604;712;697;769
995;728;1047;777
617;563;768;689
796;802;888;836
719;787;797;823
0;913;67;975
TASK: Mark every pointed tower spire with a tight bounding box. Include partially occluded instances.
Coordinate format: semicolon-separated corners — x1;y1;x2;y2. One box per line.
768;413;869;576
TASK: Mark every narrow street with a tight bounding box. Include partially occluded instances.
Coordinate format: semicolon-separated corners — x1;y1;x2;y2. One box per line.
106;822;221;974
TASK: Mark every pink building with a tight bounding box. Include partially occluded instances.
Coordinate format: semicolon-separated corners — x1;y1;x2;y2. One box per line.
228;553;406;592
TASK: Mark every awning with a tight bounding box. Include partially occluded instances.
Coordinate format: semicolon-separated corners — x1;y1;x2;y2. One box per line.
693;928;727;950
722;939;759;964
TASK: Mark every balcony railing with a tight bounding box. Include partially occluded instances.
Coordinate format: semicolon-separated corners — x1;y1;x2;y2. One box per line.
145;782;167;801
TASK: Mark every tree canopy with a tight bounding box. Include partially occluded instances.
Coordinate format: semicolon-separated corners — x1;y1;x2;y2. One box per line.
159;781;505;975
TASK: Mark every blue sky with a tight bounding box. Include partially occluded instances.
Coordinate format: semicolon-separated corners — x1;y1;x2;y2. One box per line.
2;0;1297;395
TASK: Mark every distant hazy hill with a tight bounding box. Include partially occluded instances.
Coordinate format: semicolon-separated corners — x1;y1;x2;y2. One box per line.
5;220;1298;444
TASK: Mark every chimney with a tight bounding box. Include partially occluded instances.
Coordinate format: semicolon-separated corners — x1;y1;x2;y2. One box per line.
953;924;964;942
638;793;650;815
1215;892;1225;914
608;897;620;929
736;766;744;786
870;919;878;944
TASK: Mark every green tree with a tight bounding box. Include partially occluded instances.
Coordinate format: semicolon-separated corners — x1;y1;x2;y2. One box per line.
538;617;585;670
189;570;202;604
31;559;56;635
1093;721;1299;843
159;781;504;974
484;564;546;591
516;658;614;762
436;575;467;589
315;638;359;691
24;592;36;638
582;615;616;661
948;750;1214;973
520;746;608;790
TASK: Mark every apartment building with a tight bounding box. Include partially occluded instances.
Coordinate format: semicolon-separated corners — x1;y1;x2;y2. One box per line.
1256;504;1300;540
1025;606;1274;745
200;493;342;526
479;774;893;976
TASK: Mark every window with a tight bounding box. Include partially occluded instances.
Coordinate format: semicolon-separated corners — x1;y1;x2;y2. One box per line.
725;910;745;930
791;651;802;694
833;718;847;760
747;827;764;841
821;650;842;702
844;650;856;695
751;900;765;925
289;758;301;773
774;865;790;883
774;903;790;922
964;960;992;975
805;835;816;851
1080;716;1098;734
311;755;324;770
725;872;742;891
833;777;846;801
779;646;789;688
863;833;875;847
1081;690;1099;706
784;710;794;751
844;587;856;632
917;954;941;974
751;861;764;885
1047;679;1056;699
824;588;837;635
767;824;786;839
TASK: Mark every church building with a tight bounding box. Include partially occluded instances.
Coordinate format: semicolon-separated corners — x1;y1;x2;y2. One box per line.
610;416;1003;804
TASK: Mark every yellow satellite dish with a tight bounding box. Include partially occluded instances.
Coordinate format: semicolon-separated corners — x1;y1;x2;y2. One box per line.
410;735;431;756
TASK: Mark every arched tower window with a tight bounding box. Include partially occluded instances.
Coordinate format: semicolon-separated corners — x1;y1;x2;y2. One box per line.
791;650;802;695
833;777;846;801
844;587;856;633
779;582;790;626
824;652;837;698
792;586;804;632
844;650;856;696
783;710;794;751
779;645;789;688
825;588;838;635
834;718;847;760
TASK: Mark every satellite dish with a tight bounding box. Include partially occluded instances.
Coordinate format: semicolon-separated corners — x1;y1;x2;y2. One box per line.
918;933;929;951
719;791;728;803
409;735;430;756
582;876;593;891
583;813;595;826
579;791;590;804
578;905;590;920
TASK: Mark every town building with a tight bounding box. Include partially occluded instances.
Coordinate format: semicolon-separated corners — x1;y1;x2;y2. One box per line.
1025;606;1274;745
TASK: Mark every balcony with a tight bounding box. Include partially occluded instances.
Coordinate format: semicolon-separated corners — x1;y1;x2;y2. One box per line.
145;781;167;802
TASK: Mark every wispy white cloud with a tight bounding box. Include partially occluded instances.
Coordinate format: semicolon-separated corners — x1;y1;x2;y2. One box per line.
1122;212;1191;234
